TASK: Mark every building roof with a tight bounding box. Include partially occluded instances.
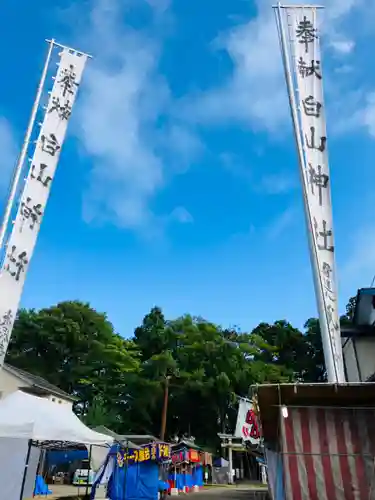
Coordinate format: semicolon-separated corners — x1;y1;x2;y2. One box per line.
92;427;161;447
3;364;76;402
172;439;201;451
119;434;158;445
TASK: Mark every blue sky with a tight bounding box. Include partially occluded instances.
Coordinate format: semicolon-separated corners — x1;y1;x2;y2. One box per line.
0;0;374;336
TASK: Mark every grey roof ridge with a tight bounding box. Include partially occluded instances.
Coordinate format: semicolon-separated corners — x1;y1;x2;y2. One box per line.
3;363;77;401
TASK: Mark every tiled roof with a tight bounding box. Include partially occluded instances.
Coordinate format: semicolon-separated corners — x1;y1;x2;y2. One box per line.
4;364;76;401
93;426;141;448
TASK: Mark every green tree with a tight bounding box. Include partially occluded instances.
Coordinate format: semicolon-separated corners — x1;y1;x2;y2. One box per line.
302;296;358;382
8;297;356;444
134;307;171;361
132;310;291;448
302;318;326;382
340;295;357;325
7;301;139;430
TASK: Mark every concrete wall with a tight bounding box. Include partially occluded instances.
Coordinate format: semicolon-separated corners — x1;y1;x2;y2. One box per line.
343;337;375;382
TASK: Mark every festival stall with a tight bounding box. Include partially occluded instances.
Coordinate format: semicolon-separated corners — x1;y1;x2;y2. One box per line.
253;383;375;500
0;390;112;500
168;442;209;494
91;441;171;500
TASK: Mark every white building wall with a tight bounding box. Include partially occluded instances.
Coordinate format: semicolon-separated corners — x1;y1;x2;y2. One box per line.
47;394;72;409
0;368;73;408
343;337;375;382
355;294;375;326
0;368;29;399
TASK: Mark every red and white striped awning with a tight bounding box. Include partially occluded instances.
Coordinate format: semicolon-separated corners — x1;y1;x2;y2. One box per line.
281;407;375;499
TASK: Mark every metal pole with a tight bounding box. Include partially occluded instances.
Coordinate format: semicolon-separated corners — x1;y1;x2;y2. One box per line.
85;445;92;497
228;438;233;485
37;447;46;476
19;439;32;500
160;376;169;441
123;440;129;500
45;39;92;58
274;3;339;383
0;39;54;254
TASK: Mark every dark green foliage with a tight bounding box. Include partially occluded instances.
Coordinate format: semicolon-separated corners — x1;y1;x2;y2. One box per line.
6;298;355;447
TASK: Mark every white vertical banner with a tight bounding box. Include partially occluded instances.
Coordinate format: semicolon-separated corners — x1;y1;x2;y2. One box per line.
277;5;345;382
0;46;88;366
234;398;261;446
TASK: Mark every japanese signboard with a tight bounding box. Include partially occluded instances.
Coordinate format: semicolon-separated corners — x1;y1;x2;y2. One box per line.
0;48;87;366
235;398;261;445
116;443;170;466
284;7;345;382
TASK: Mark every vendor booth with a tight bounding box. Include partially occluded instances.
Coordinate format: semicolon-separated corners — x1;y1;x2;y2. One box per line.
91;441;171;500
168;442;208;493
0;390;112;500
253;383;375;500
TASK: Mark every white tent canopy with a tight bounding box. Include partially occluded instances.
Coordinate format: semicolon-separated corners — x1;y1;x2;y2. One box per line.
0;390;113;445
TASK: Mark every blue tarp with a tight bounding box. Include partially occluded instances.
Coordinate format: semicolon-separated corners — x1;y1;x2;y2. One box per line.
46;450;88;466
108;461;158;500
92;445;159;500
158;480;169;491
169;469;202;490
213;457;228;467
34;475;52;496
265;449;285;500
175;473;184;491
192;466;203;487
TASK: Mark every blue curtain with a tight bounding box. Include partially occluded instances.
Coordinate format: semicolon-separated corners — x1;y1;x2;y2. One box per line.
193;466;203;487
108;461;159;500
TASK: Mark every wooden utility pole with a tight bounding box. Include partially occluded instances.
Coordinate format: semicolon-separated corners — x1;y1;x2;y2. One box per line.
160;375;170;441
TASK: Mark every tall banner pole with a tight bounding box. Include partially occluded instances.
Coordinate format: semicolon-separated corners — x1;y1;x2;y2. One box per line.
0;40;55;255
273;3;345;383
0;41;90;368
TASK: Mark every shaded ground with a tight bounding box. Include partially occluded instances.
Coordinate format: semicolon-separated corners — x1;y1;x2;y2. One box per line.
32;482;269;499
197;485;269;500
31;484;91;498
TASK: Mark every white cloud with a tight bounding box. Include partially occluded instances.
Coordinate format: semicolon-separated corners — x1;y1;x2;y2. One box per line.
266;206;297;240
329;40;355;54
63;0;368;233
161;124;203;174
336;90;375;138
219;153;295;195
324;0;362;20
70;0;199;232
180;0;364;133
358;92;375;137
334;65;353;74
169;206;194;224
340;226;375;295
145;0;170;14
219;153;252;182
260;173;296;195
179;7;287;132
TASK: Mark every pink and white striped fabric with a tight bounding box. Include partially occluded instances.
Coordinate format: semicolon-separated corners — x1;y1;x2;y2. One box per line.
280;407;375;499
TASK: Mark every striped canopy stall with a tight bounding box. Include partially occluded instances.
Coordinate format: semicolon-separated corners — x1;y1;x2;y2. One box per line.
253;383;375;500
281;407;375;499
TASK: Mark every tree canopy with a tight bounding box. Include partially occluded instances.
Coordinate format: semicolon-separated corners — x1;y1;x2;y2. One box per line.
5;297;356;448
